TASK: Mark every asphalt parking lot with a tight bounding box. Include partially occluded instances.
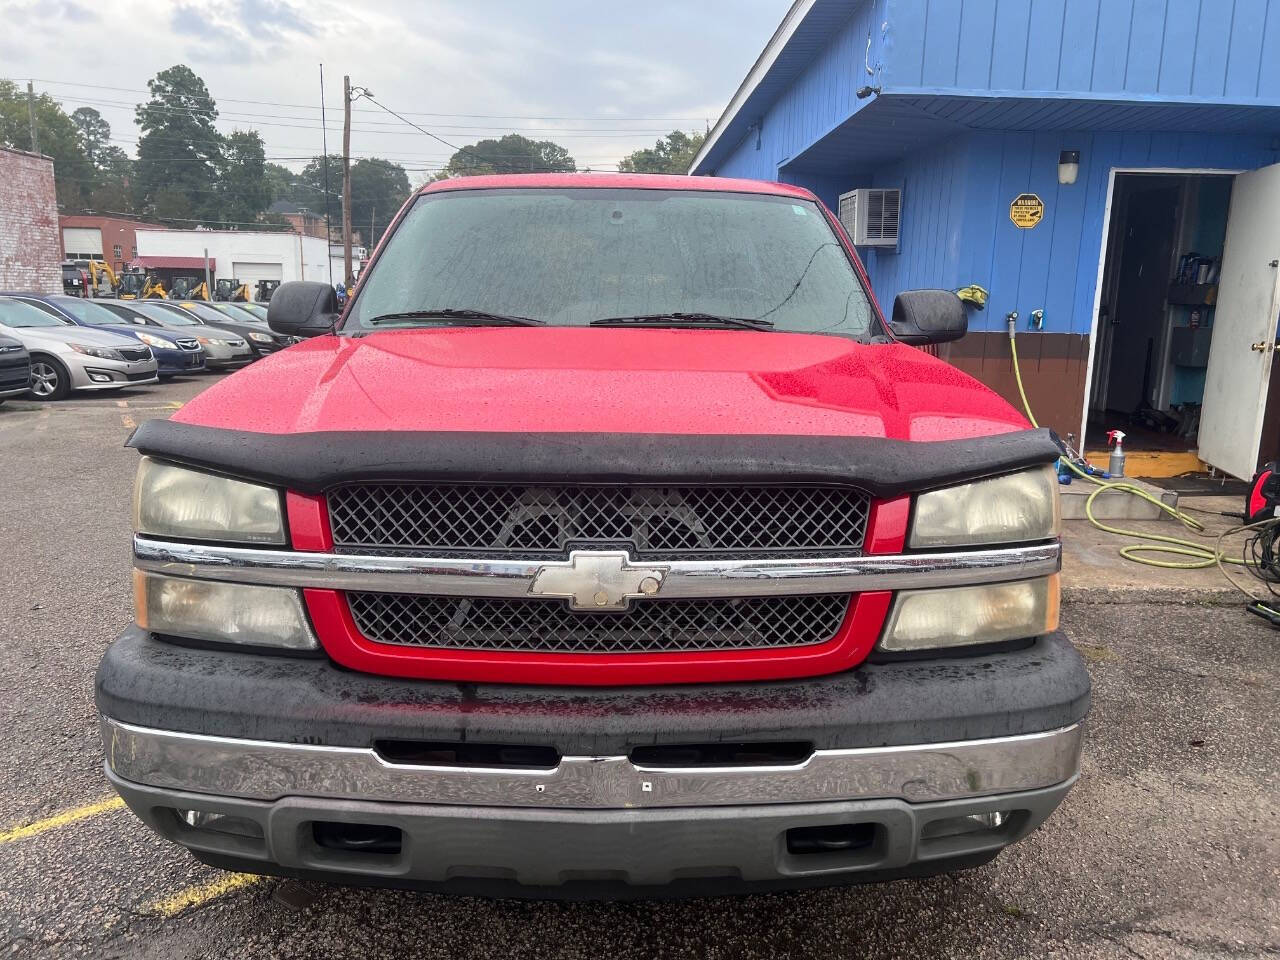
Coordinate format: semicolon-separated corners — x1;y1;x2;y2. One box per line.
0;375;1277;960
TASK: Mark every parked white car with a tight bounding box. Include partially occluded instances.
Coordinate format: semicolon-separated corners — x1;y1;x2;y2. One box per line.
0;296;159;400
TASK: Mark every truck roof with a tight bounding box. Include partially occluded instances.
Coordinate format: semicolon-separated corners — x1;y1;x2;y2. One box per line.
417;172;818;200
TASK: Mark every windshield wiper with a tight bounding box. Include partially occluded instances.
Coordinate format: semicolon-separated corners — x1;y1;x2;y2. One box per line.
366;308;544;326
589;312;774;331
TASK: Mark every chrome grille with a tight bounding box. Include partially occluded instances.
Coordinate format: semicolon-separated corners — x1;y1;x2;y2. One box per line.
328;484;870;559
176;338;200;351
346;593;852;653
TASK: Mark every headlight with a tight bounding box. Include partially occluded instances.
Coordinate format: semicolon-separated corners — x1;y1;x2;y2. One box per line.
248;331;274;343
910;465;1060;548
134;332;169;348
195;336;225;346
133;457;285;544
135;571;317;650
879;576;1059;652
69;342;123;361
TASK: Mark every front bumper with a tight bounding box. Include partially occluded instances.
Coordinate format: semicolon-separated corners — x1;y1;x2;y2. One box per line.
98;627;1088;894
108;767;1076;896
199;341;253;367
153;347;205;376
68;355;159;390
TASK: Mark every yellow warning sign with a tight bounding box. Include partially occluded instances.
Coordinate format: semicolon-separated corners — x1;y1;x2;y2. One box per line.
1010;193;1045;229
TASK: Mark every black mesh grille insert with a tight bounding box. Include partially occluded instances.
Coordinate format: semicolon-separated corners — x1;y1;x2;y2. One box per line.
346;593;852;654
328;484;870;559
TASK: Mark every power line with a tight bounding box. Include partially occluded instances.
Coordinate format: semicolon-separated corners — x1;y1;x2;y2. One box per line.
60;93;683;134
16;77;704;122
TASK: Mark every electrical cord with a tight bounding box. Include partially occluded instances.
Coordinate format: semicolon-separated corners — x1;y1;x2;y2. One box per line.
1007;318;1278;581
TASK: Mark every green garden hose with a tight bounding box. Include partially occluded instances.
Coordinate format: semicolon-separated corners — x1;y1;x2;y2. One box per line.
1007;321;1248;571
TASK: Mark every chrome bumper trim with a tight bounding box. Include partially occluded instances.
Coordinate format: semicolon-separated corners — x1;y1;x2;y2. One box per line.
132;536;1061;600
102;718;1083;809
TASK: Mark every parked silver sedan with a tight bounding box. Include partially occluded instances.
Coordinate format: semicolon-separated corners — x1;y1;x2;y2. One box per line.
0;296;159;400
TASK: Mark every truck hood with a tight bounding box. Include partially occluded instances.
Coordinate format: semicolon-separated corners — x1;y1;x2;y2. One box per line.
173;328;1029;442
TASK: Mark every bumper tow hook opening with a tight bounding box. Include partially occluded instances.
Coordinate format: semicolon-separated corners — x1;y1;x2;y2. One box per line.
785;822;878;855
312;821;403;856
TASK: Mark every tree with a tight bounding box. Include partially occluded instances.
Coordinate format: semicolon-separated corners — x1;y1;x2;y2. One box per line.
349;157;411;246
215;130;272;226
87;146;135;213
70;107;111;168
293;153;342;218
134;65;223;222
0;80;95;209
263;162;299;203
438;134;575;178
618;130;707;175
293;154;410;245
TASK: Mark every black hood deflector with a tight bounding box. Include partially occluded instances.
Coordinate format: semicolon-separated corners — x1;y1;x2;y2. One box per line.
127;420;1061;496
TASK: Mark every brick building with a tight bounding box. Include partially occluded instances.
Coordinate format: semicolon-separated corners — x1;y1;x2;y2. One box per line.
267;201;329;240
0;147;61;294
59;215;168;272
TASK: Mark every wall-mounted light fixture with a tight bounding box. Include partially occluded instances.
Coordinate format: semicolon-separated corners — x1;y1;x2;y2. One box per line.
1058;149;1081;185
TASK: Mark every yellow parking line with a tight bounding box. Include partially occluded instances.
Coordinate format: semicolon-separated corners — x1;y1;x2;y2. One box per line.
0;796;125;844
167;401;184;409
148;872;262;917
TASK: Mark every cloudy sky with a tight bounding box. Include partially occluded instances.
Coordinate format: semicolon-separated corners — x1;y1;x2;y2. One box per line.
3;0;789;180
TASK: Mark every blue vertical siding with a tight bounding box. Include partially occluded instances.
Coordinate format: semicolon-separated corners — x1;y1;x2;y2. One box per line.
706;0;1280;350
713;1;883;182
886;0;1280;99
857;136;971;301
828;130;1279;340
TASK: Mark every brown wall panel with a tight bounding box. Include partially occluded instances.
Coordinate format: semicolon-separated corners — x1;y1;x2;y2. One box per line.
939;333;1090;443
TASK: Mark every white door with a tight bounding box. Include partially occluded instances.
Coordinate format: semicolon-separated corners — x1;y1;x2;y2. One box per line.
231;262;283;300
1199;164;1280;479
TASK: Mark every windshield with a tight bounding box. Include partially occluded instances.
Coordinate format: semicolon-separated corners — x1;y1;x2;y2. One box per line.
347;188;877;338
135;302;200;325
0;299;71;328
179;301;240;325
231;303;268;321
51;297;126;325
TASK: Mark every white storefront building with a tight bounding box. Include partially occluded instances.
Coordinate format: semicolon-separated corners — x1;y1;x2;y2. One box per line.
133;229;361;292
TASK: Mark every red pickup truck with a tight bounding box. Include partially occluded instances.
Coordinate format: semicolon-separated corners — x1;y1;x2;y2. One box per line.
98;173;1087;897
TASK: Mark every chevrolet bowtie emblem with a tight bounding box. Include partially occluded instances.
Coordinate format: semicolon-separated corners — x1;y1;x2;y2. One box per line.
529;551;668;611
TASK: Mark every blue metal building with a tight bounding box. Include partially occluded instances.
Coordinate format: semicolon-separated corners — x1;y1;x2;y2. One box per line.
692;0;1280;478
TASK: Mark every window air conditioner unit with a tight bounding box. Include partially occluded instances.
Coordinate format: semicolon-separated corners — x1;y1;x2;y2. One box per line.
838;187;901;248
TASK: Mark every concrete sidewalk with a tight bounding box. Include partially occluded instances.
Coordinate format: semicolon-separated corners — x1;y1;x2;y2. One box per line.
1061;494;1256;604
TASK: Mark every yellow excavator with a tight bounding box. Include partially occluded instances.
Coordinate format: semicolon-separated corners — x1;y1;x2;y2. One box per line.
168;276;209;300
86;260;118;298
116;268;167;300
214;278;252;302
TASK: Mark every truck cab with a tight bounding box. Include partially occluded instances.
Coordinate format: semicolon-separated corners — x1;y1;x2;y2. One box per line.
97;174;1087;897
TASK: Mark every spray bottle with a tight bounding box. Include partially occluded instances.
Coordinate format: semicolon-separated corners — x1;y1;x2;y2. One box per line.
1107;430;1127;478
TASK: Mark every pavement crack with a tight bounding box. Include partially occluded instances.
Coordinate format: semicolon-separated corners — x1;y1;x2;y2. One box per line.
1096;930;1150;960
1128;926;1280;957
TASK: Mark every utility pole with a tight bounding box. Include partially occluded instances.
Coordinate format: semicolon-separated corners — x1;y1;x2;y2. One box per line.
26;82;39;154
342;75;354;289
319;64;333;286
369;204;375;254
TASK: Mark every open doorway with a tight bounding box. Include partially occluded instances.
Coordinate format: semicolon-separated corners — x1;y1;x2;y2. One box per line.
1087;173;1234;457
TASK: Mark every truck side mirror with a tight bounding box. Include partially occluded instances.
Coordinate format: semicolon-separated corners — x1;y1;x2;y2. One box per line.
888;289;968;345
267;282;339;338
